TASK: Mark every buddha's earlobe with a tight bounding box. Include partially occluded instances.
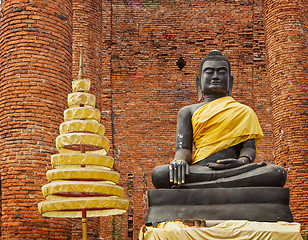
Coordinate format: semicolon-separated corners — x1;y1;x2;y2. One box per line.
196;76;202;102
228;76;234;96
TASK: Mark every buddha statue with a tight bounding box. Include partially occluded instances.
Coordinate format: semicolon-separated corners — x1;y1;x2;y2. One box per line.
152;50;287;189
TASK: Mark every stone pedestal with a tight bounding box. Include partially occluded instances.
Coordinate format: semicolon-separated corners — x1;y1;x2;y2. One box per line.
145;187;293;226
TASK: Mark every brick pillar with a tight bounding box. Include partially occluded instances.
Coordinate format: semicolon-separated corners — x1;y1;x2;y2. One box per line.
264;0;308;233
0;0;73;239
72;0;103;238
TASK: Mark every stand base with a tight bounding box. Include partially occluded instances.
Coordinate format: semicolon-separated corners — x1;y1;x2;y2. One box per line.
145;187;293;226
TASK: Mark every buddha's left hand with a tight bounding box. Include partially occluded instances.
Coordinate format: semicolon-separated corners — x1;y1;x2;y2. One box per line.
207;157;249;170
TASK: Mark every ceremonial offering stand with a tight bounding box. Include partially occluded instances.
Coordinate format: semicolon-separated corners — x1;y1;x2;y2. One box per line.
39;46;128;240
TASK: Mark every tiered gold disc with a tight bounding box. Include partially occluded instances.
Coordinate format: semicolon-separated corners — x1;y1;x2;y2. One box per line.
38;47;128;219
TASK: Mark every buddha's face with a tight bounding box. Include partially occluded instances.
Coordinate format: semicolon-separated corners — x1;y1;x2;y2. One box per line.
201;60;230;96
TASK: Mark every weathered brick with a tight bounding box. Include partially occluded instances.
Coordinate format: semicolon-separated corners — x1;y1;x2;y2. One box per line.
0;0;306;239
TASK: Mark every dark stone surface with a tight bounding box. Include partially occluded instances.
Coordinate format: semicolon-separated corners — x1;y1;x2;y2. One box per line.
145;187;293;226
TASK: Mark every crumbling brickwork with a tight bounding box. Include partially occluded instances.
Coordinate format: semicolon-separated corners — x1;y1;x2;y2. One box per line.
0;0;306;239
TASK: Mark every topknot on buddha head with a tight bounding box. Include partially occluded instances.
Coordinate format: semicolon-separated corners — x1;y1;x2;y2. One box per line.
198;50;231;78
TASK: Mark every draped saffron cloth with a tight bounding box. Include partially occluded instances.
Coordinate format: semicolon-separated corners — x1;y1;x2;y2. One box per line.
192;96;264;164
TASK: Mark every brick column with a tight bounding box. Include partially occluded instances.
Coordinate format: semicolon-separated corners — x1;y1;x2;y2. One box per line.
72;0;103;238
0;0;73;239
264;0;308;233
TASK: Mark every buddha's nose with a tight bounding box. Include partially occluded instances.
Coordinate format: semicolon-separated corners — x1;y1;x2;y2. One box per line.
212;71;219;80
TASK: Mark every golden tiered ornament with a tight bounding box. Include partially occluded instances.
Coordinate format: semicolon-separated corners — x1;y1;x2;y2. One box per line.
38;46;128;240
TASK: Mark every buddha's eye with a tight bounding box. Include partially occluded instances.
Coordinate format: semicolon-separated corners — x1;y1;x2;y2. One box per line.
218;69;227;74
204;69;214;74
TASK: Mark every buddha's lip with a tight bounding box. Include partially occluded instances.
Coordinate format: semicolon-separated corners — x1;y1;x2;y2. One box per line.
210;81;221;84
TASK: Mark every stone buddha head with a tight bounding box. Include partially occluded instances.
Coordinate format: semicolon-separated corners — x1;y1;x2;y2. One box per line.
196;50;233;101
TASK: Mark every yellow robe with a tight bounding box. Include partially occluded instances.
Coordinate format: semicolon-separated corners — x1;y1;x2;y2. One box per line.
192;96;263;164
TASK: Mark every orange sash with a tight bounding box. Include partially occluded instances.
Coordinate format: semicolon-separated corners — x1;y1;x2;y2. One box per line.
192;96;263;164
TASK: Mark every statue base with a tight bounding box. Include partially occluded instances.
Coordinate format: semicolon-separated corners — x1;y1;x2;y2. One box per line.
145;187;293;226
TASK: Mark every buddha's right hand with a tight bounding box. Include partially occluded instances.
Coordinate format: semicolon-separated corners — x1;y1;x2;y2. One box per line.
169;160;189;185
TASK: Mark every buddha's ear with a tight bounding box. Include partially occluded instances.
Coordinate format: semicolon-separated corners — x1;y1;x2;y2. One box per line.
228;75;234;96
196;76;202;102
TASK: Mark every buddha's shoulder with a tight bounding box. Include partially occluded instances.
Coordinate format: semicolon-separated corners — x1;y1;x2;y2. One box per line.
232;100;255;112
178;103;204;117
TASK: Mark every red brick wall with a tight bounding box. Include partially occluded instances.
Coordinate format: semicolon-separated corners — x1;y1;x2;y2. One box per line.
103;0;273;238
253;0;274;163
0;0;306;238
264;0;308;234
0;0;73;239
